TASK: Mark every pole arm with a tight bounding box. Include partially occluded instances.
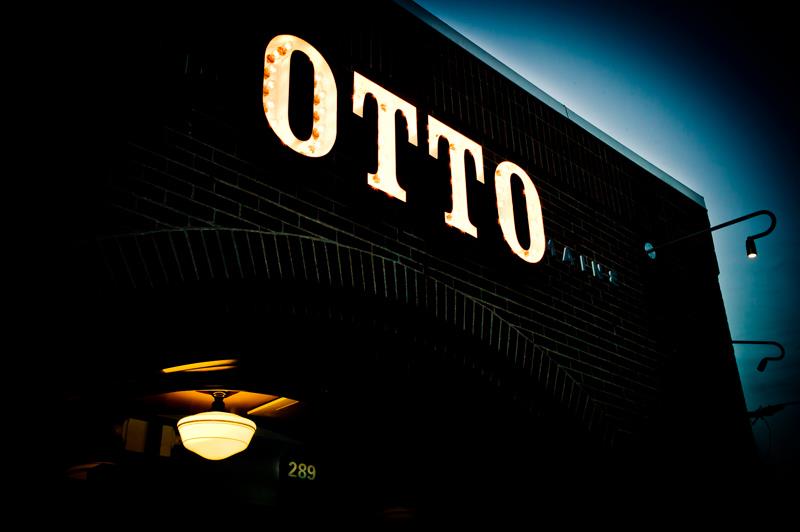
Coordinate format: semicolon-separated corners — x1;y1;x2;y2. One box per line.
648;209;776;255
732;340;785;372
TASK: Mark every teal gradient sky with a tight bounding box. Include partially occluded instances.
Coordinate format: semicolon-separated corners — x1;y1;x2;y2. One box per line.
416;0;799;465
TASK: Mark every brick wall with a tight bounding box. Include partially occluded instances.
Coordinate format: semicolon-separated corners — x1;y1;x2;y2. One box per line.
61;2;751;467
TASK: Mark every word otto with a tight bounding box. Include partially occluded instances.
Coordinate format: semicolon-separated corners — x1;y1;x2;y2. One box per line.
262;34;545;263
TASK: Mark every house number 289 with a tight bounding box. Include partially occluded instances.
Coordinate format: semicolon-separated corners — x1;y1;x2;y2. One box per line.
288;461;317;480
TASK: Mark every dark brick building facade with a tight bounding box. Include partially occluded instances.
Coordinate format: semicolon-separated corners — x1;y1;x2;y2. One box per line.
48;1;755;525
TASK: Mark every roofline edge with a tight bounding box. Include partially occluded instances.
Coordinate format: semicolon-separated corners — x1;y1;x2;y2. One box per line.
395;0;706;208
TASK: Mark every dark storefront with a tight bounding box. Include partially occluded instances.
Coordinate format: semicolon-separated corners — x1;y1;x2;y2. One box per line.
47;1;757;525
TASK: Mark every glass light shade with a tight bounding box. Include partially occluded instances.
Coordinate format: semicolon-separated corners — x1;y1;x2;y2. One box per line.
177;411;256;460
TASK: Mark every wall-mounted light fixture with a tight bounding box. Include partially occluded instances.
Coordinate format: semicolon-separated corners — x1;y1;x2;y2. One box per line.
749;400;800;423
732;340;786;372
645;209;776;260
177;391;256;460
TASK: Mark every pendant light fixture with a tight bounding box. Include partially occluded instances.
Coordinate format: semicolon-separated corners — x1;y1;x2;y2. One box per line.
177;391;257;460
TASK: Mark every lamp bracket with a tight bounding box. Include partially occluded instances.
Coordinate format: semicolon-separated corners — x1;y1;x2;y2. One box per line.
197;390;239;411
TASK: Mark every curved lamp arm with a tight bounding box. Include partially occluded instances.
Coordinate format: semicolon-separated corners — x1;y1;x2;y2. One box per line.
748;400;800;424
645;209;776;259
732;340;785;372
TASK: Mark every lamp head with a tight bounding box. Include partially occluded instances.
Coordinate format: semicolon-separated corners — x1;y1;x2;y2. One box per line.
756;358;769;372
177;391;256;460
746;236;757;259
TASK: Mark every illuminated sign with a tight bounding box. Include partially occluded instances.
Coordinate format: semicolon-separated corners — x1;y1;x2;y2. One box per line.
353;71;417;202
262;35;617;283
495;161;545;263
263;35;337;157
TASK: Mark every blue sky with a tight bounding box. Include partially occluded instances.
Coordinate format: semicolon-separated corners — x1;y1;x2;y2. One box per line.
416;0;799;465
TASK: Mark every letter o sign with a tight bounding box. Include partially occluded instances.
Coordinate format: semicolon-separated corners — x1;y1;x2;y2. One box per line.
263;35;337;157
495;161;545;263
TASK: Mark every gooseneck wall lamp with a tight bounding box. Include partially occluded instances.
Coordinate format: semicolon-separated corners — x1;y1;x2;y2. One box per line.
749;400;800;423
177;391;257;460
732;340;786;372
645;209;776;259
